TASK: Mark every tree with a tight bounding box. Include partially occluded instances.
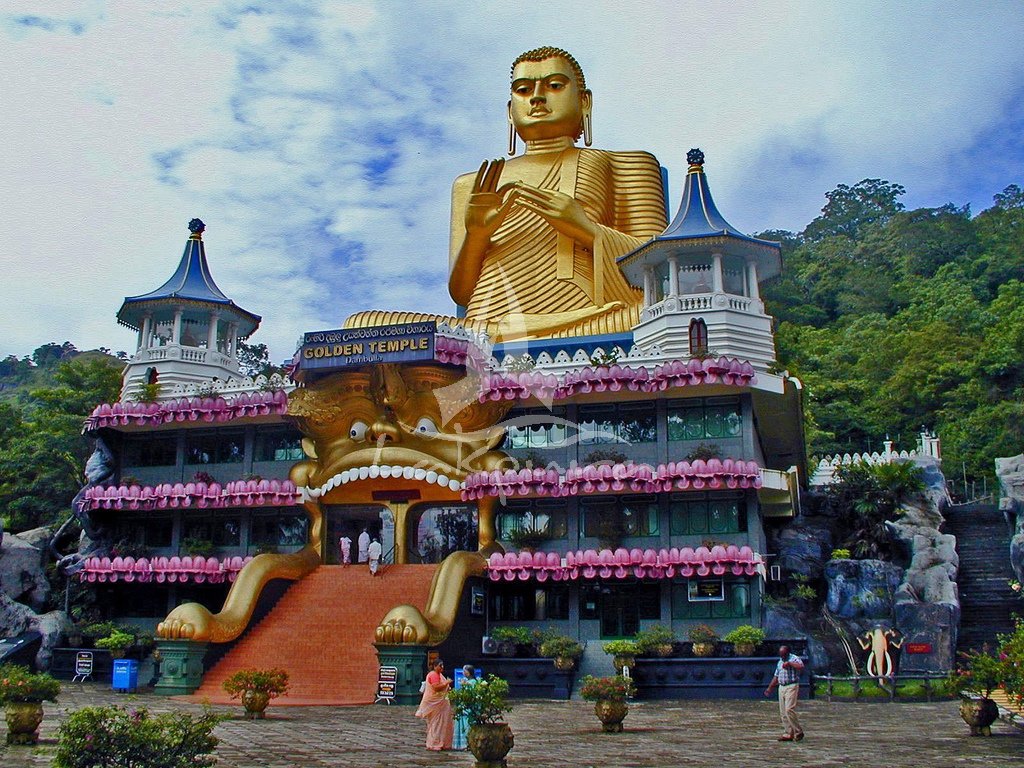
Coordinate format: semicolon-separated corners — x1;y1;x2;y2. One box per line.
236;342;281;378
0;355;122;532
804;179;906;242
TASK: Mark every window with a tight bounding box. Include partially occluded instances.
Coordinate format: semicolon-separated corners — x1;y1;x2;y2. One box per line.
182;513;242;547
123;436;178;467
580;583;660;637
504;408;569;449
688;318;708;356
667;398;741;441
723;256;747;296
581;497;660;538
489;584;570;621
578;403;656;445
670;493;746;535
496;501;568;540
672;580;751;619
254;428;304;462
250;510;308;549
679;263;713;294
185;431;245;465
113;515;172;550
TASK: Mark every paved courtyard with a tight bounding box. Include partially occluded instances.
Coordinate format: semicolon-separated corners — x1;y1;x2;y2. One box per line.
2;684;1022;768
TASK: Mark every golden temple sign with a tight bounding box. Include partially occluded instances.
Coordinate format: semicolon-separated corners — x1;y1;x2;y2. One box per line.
297;322;436;374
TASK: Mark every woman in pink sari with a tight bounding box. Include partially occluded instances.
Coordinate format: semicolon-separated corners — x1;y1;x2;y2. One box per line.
415;659;454;750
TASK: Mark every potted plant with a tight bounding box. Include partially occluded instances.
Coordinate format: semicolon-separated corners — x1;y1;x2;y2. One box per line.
723;625;766;656
94;629;136;659
506;525;549;552
222;668;289;719
949;649;1003;735
602;639;639;673
539;635;584;670
580;674;636;733
0;664;60;745
687;624;719;657
634;624;676;657
490;626;534;657
448;674;514;767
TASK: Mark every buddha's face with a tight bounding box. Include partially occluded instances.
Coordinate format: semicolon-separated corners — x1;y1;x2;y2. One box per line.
509;56;590;142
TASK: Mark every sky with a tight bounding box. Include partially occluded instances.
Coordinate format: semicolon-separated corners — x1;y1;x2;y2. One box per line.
2;1;1023;365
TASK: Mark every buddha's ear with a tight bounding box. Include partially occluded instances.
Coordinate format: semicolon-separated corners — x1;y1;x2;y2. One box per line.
581;89;593;111
581;89;593;146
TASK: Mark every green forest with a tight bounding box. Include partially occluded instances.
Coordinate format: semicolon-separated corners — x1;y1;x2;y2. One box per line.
1;179;1021;532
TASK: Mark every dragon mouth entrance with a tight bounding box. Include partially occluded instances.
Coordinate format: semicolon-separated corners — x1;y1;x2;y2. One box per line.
302;463;465;499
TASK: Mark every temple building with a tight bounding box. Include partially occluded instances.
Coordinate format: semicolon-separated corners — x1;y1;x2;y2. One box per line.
72;48;808;704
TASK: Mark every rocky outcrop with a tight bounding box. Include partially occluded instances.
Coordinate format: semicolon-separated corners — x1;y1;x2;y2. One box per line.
996;454;1024;584
772;516;834;581
824;559;903;619
1;528;65;669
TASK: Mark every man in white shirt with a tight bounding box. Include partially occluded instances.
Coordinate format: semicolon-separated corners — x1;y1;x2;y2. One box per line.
368;538;383;576
357;528;370;563
764;645;805;741
339;535;352;565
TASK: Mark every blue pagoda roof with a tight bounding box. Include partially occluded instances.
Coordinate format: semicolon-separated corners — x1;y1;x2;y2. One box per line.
117;219;261;335
618;150;782;280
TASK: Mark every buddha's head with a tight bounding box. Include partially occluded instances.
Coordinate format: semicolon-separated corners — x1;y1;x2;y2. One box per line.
509;46;591;143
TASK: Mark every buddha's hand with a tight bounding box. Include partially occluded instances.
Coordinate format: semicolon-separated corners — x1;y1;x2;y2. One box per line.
511;182;597;247
465;159;518;240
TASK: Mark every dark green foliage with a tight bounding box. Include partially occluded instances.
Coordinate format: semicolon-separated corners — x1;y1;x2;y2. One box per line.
52;705;222;768
824;462;925;558
765;180;1024;492
0;351;122;532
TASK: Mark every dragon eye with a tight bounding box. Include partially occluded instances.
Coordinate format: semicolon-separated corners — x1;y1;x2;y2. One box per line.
415;417;438;435
349;421;369;441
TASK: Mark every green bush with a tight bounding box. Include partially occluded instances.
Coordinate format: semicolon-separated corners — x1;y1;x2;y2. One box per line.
0;664;60;703
94;630;135;652
538;635;584;659
490;626;533;646
830;548;852;560
633;624;676;655
83;621;120;642
222;668;289;698
448;674;511;726
52;705;222;768
602;639;639;656
723;625;766;646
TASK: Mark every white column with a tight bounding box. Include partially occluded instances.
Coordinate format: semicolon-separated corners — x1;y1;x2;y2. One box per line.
140;314;152;351
712;252;724;293
207;312;220;350
228;322;238;357
668;257;680;297
172;308;184;345
746;260;760;300
643;266;655;307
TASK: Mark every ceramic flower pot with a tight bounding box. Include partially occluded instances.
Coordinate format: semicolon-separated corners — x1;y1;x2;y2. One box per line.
5;702;44;745
594;699;628;733
241;690;271;719
959;697;999;736
691;642;716;657
613;655;635;673
653;643;674;658
732;642;756;657
467;722;514;768
553;656;577;671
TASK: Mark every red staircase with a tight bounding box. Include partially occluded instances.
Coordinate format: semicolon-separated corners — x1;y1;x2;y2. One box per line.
185;564;436;705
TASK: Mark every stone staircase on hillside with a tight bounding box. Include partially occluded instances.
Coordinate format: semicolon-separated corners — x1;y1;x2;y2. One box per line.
186;564;437;705
946;503;1020;653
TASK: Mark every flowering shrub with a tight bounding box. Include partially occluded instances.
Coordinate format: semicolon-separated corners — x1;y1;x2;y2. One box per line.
579;675;636;702
448;674;512;725
222;668;289;699
539;635;584;660
602;639;639;656
0;664;60;703
949;619;1024;704
52;705;222;768
723;625;766;646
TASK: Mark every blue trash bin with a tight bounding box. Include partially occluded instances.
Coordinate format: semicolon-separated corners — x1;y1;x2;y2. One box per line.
112;659;138;693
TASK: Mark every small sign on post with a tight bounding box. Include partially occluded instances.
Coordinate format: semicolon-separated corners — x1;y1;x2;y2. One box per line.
376;665;398;704
73;651;94;682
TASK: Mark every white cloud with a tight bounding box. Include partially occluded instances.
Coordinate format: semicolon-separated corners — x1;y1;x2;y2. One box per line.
2;0;1023;364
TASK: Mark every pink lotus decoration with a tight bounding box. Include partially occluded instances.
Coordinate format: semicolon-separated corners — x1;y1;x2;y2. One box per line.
83;479;301;511
462;459;761;501
84;390;289;430
487;544;763;581
79;554;253;583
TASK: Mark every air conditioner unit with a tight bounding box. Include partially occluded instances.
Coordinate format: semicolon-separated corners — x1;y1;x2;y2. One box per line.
481;635;499;655
769;565;782;581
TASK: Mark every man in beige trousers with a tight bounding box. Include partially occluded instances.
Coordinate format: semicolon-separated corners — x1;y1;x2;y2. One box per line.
764;645;805;741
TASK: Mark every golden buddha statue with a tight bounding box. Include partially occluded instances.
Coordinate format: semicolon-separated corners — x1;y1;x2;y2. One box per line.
347;46;667;340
